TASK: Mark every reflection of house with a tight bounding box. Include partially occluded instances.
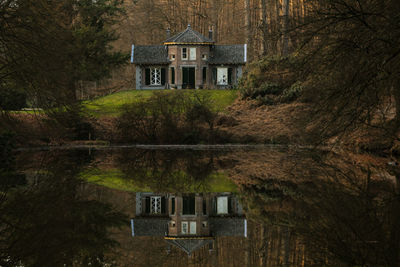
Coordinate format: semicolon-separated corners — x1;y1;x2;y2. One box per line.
131;193;247;256
131;25;246;89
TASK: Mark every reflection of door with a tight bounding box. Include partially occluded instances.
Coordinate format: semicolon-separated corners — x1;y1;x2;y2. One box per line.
183;195;196;215
182;67;195;89
217;196;228;214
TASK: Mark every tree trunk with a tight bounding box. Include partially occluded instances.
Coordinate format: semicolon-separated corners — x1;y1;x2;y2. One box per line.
282;0;290;56
260;0;268;56
393;82;400;135
245;0;251;60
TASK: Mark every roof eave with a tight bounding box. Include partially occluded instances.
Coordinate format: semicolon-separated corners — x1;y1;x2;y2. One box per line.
163;42;214;46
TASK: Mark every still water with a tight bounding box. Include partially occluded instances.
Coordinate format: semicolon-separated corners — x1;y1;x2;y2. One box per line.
1;146;399;266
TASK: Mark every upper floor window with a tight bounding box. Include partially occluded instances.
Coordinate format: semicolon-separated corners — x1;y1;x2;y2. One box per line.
189;48;196;60
182;48;187;60
170;54;175;60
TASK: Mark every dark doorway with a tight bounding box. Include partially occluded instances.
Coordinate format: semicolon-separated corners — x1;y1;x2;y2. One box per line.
182;67;195;89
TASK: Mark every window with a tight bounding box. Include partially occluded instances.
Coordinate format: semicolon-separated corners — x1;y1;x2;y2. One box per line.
203;198;207;215
151;68;161;85
189;48;196;60
202;67;207;84
202;54;207;60
183;195;196;215
170;221;176;227
182;222;188;234
217;196;228;214
217;68;228;85
171;67;175;84
145;67;166;86
202;221;207;228
170;54;175;60
182;48;187;60
150;196;161;214
170;197;175;214
181;221;196;235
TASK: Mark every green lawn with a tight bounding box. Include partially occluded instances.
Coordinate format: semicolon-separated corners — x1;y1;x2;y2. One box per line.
83;89;238;116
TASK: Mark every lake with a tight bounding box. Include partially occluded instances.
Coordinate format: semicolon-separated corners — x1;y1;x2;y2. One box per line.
1;146;399;266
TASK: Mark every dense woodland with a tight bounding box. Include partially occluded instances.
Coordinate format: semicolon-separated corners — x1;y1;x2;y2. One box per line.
1;0;400;148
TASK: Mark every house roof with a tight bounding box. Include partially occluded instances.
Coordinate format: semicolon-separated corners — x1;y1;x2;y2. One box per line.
132;218;169;236
164;24;214;45
208;45;246;65
165;237;214;256
209;218;247;236
132;45;169;65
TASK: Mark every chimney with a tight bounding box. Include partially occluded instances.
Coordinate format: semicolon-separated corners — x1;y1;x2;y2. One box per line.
166;28;171;39
208;27;213;41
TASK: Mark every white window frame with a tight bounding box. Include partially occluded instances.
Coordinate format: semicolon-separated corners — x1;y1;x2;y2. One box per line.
150;196;161;214
189;48;196;60
217;68;228;85
181;222;188;234
150;67;161;85
182;48;188;60
217;196;228;214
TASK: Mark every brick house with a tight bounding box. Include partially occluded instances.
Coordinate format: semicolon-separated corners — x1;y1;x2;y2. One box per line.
131;192;247;256
131;25;247;89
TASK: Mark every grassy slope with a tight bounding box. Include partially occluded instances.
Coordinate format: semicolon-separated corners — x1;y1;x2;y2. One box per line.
83;89;238;116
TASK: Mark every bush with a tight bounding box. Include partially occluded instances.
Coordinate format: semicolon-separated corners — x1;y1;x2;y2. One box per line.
116;91;223;144
239;55;304;105
45;104;95;141
0;88;26;111
280;82;303;103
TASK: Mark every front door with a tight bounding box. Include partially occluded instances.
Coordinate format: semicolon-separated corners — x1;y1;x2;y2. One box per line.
182;67;195;89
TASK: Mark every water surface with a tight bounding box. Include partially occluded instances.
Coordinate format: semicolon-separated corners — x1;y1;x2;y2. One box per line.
1;147;399;266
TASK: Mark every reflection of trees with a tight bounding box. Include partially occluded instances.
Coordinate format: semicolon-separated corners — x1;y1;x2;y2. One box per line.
0;150;127;267
115;149;228;192
237;150;400;266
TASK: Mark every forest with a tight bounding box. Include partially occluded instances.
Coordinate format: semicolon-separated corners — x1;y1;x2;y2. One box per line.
0;0;399;150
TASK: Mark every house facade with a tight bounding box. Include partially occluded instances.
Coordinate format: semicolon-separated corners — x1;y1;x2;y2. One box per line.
131;25;247;89
131;192;247;256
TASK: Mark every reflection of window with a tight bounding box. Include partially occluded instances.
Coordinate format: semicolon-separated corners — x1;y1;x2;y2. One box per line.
189;48;196;60
182;221;197;234
217;68;228;85
217;196;228;214
171;67;175;85
182;222;188;234
151;68;161;85
182;48;187;60
151;196;161;214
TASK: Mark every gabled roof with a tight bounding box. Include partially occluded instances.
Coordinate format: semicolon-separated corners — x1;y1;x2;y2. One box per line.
164;25;214;45
208;45;246;65
132;218;169;236
165;237;214;256
209;218;247;236
132;45;169;65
